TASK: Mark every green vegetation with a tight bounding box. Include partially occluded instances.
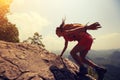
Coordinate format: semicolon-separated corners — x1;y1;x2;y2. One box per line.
23;32;45;48
0;0;19;42
0;18;19;42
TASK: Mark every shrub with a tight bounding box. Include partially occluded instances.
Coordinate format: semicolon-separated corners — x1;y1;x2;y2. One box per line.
23;32;45;48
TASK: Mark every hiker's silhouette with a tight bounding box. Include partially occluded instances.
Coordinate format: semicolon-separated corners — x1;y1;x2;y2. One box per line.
56;19;107;80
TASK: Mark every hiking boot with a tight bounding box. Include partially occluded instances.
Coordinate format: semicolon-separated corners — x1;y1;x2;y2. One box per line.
95;67;107;80
79;66;88;75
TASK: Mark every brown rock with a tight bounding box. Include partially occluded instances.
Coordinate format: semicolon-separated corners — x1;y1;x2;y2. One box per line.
0;41;96;80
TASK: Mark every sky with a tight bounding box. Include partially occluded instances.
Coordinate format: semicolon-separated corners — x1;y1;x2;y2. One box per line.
7;0;120;51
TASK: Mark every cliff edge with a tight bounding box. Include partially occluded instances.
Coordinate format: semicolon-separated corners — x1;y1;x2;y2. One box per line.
0;41;96;80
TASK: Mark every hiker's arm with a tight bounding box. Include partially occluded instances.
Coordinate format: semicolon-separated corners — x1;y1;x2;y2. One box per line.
60;40;68;57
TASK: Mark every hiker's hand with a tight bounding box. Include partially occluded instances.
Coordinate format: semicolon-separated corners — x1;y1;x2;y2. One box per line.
58;54;62;58
57;53;63;58
56;55;62;60
60;53;63;57
59;51;63;57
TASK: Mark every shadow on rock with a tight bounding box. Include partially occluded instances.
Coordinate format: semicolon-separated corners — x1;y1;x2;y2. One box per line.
49;65;95;80
0;76;9;80
50;65;77;80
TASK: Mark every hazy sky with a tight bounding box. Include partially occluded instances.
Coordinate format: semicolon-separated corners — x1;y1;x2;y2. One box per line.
8;0;120;51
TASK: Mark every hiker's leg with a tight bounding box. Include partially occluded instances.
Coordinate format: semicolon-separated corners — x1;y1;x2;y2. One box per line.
70;44;90;74
80;50;107;80
70;44;83;66
80;50;98;68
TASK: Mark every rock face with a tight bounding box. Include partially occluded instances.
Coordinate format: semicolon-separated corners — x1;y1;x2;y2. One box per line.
0;41;96;80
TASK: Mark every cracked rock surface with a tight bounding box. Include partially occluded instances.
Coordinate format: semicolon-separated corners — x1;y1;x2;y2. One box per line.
0;41;96;80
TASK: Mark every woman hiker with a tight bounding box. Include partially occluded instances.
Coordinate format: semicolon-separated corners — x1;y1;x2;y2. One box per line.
56;19;107;80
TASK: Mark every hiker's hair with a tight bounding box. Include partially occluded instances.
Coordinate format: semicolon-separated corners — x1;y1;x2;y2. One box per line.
86;22;101;30
56;19;65;33
56;27;63;32
57;19;101;32
60;19;65;28
58;18;66;32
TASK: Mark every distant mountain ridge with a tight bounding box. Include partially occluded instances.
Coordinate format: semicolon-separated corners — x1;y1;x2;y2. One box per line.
53;49;120;58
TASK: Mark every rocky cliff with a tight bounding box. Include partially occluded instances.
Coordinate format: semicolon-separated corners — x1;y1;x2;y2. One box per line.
0;41;96;80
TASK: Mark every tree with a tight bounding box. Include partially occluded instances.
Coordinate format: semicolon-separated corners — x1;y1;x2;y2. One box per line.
0;0;19;42
23;32;45;48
